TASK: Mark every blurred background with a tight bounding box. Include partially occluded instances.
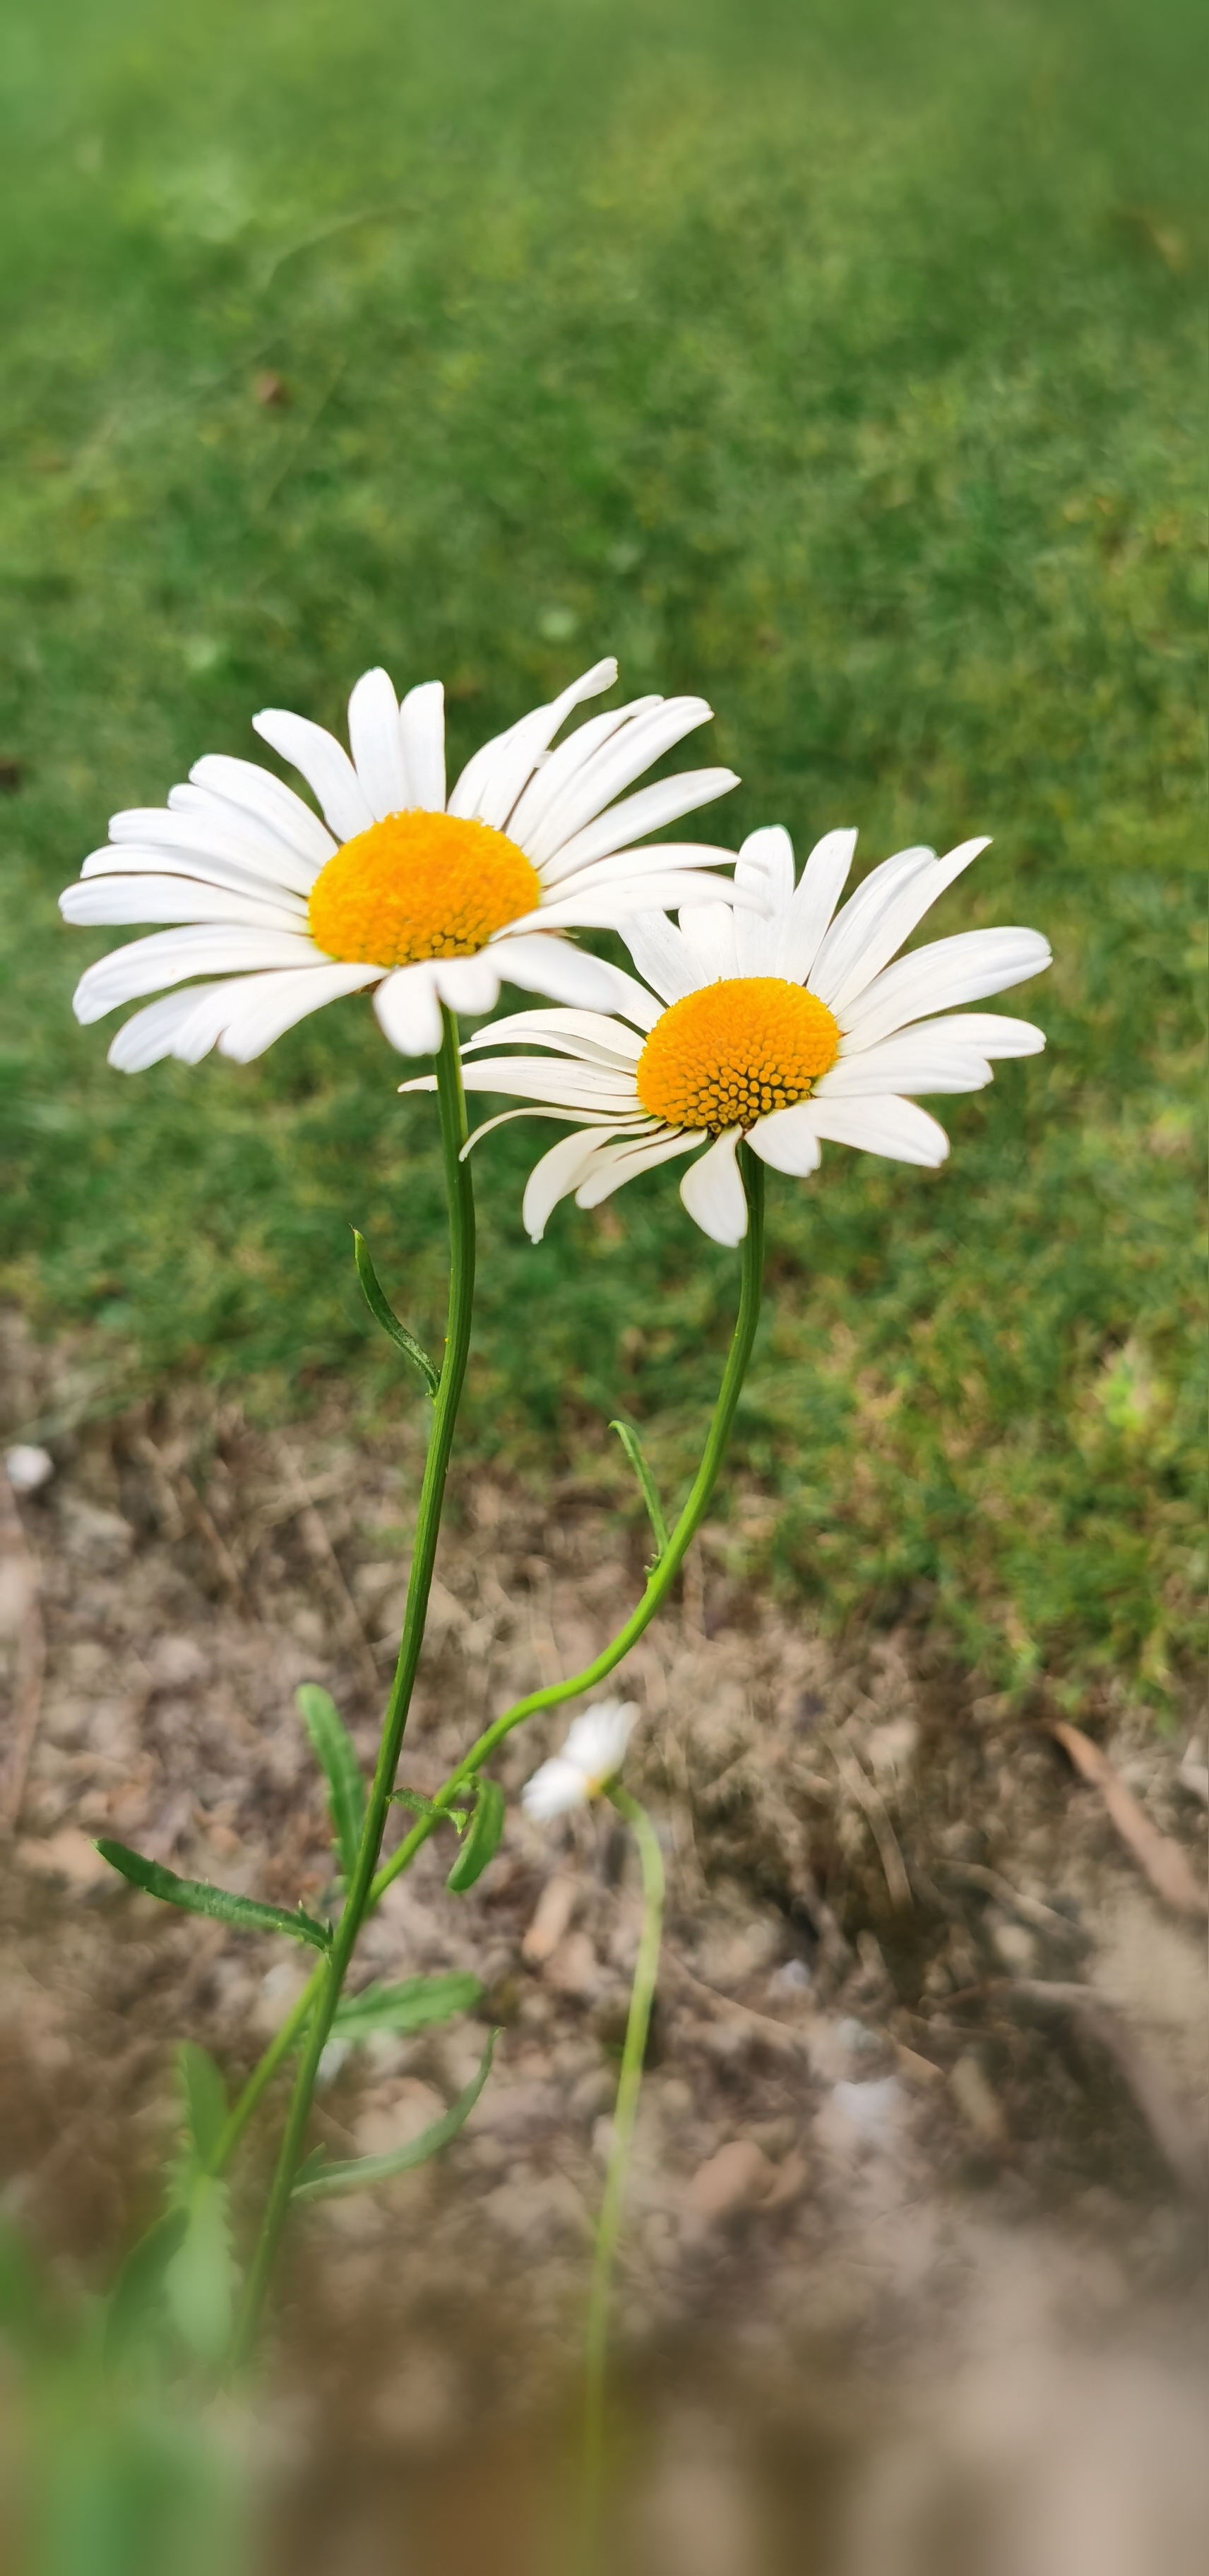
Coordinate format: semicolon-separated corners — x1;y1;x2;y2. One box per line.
0;1;1204;2569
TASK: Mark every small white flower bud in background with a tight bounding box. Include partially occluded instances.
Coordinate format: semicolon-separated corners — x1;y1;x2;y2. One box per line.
522;1700;638;1823
4;1444;54;1493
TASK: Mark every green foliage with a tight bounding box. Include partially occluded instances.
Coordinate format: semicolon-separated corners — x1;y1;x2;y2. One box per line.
610;1420;670;1563
292;2029;497;2198
294;1683;366;1883
331;1971;484;2040
175;2043;227;2168
0;0;1202;1710
445;1779;506;1892
352;1229;440;1394
95;1839;332;1951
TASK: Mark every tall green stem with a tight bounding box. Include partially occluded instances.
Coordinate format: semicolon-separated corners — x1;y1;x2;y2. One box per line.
214;1148;764;2187
583;1786;665;2548
230;1010;475;2365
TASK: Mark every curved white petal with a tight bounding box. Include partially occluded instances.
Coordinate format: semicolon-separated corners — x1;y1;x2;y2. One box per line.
678;900;739;982
489;931;630;1011
165;787;325;894
61;875;306;933
679;1129;747;1244
817;1027;996;1098
73;927;321;1021
432;953;501;1017
188;752;338;866
508;702;659;850
252;707;375;842
215;962;380;1062
809;846;935;1004
449;659;618;825
537;768;738;883
523;1126;624;1241
347;667;408;821
840;929;1053;1051
457;1058;639;1109
82;836;311;912
747;1104;823;1176
520;1755;589;1820
400;681;446;813
734;826;794;974
525;869;739;934
612;912;702;1003
548;840;738;900
107;984;232;1073
561;1702;637;1780
574;1125;704;1208
525;697;715;866
776;828;858;984
823;837;989;1017
460;1007;644;1066
806;1095;951;1166
374;963;444;1056
890;1010;1046;1059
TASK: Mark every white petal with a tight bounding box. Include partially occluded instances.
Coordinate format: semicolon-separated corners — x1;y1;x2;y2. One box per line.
818;1025;996;1097
347;667;408;820
611;912;703;1003
432;953;501;1017
776;828;857;983
107;985;230;1072
521;1755;589;1820
458;1058;639;1109
823;837;989;1017
840;929;1053;1051
806;1095;951;1165
537;768;738;883
525;698;715;866
61;874;306;933
449;660;618;826
672;901;738;982
374;964;444;1055
400;681;446;812
896;1010;1046;1059
561;1702;638;1780
72;927;321;1021
83;834;311;912
507;702;659;849
523;1128;624;1241
548;840;738;899
734;826;794;974
489;931;632;1011
165;788;324;895
252;707;375;842
809;846;936;1003
460;1006;644;1066
215;962;381;1061
574;1126;703;1207
679;1129;748;1244
747;1104;823;1176
525;869;740;932
189;753;338;866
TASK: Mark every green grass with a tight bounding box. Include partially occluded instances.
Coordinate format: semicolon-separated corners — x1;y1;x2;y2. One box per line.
1;0;1203;1712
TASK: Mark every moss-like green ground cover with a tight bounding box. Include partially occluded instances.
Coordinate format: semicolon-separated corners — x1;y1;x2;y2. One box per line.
1;0;1203;1710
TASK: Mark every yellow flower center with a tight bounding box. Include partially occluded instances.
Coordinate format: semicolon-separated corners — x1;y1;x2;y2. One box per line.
636;977;840;1133
307;811;542;967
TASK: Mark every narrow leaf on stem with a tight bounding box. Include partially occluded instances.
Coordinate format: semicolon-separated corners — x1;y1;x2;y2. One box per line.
296;1683;367;1881
103;2209;190;2363
609;1419;669;1563
352;1229;440;1395
95;1839;332;1952
391;1785;469;1832
446;1777;506;1891
331;1972;483;2041
292;2029;498;2198
177;2042;227;2166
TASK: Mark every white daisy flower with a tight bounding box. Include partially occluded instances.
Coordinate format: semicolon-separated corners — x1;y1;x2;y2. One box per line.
60;660;739;1067
412;824;1051;1246
521;1700;638;1822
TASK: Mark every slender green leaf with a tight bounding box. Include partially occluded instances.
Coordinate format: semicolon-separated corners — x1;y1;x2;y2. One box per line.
332;1972;483;2042
176;2044;227;2167
295;1683;366;1880
94;1840;331;1952
162;2178;235;2366
352;1230;439;1395
103;2210;190;2363
391;1785;469;1832
446;1778;506;1892
292;2031;498;2198
609;1419;669;1562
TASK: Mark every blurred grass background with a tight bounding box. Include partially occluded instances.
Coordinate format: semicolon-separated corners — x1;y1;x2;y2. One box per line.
0;0;1203;1712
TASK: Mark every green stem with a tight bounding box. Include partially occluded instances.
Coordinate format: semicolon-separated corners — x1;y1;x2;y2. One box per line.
214;1147;764;2186
229;1009;475;2366
583;1785;665;2545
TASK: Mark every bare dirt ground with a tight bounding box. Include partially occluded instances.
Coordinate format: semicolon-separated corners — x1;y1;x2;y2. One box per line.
1;1309;1206;2574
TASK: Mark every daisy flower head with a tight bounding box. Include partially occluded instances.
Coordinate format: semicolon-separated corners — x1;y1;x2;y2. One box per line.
520;1700;639;1823
60;661;740;1069
427;823;1051;1246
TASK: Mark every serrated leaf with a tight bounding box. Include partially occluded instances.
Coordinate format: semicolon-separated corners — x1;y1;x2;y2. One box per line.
177;2043;227;2166
353;1230;439;1394
609;1418;669;1563
95;1839;331;1952
103;2209;190;2363
446;1777;506;1892
296;1684;366;1882
292;2030;497;2199
162;2177;235;2367
332;1972;483;2043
